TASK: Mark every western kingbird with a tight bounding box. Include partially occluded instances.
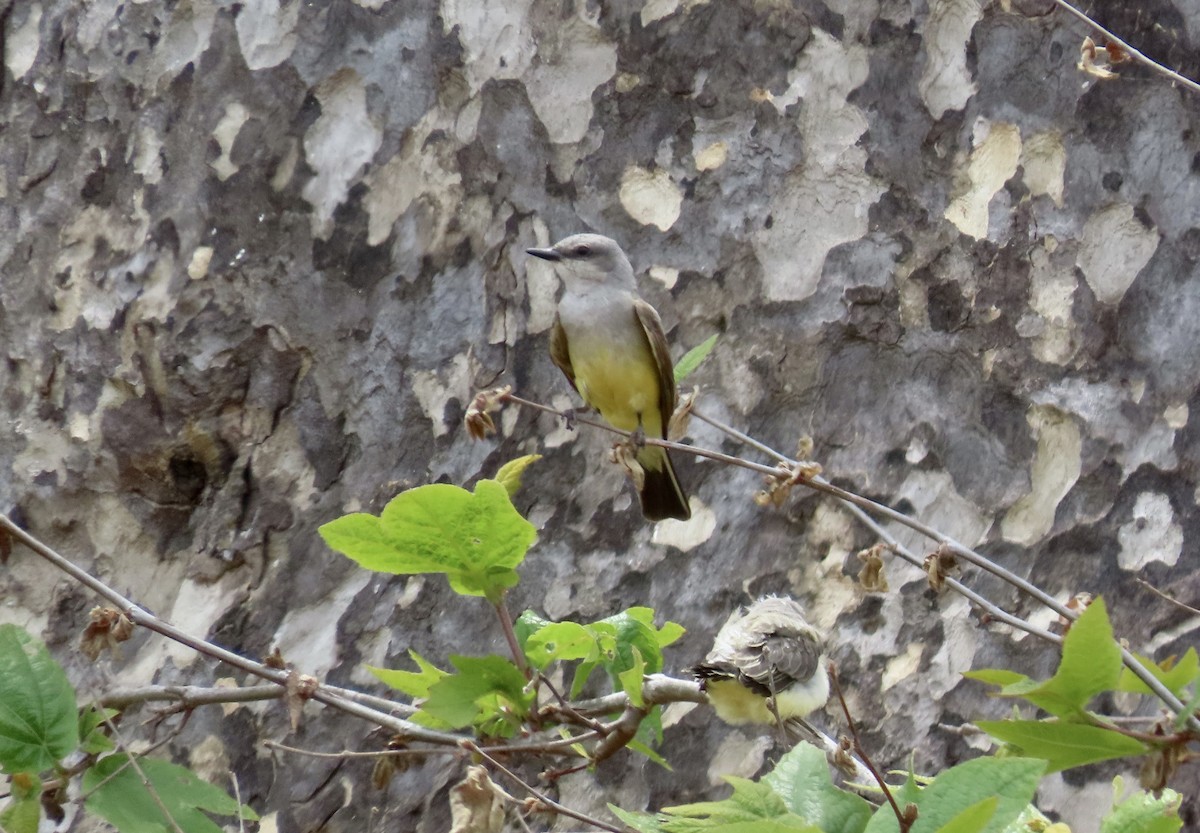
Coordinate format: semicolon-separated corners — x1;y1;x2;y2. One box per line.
691;596;829;727
526;233;690;521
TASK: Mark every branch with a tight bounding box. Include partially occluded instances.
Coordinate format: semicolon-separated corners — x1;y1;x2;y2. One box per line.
0;514;467;746
496;391;1200;733
463;741;626;833
99;684;283;710
1050;0;1200;95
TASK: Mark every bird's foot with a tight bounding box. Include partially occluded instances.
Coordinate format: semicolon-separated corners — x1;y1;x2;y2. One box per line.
609;439;646;491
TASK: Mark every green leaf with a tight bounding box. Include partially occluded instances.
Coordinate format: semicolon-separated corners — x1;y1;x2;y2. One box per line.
975;720;1148;772
933;796;997;833
368;650;448;699
79;706;118;754
1023;597;1122;717
0;625;79;773
657;776;820;833
494;455;542;497
316;512;393;564
419;655;533;736
674;334;718;383
519;607;682;698
866;757;1043;833
610;804;670;833
1116;649;1199;697
909;757;1043;833
515;609;551;647
1101;777;1181;833
0;772;41;833
962;669;1030;689
84;754;259;833
524;621;597;670
320;480;536;598
599;607;683;676
763;743;873;833
619;647;647;707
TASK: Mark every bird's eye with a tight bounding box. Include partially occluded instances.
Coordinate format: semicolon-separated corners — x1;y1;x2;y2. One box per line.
574;245;592;257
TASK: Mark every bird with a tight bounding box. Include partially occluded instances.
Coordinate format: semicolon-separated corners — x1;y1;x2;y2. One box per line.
690;596;829;729
525;233;690;522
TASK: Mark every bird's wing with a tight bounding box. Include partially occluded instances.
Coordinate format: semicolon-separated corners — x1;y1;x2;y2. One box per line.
756;627;823;691
633;298;677;433
696;623;823;697
549;313;578;394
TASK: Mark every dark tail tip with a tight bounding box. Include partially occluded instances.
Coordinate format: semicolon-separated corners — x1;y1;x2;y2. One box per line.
640;452;690;522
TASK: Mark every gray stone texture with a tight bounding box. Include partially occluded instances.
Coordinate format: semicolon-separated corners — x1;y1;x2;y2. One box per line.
1;0;1198;828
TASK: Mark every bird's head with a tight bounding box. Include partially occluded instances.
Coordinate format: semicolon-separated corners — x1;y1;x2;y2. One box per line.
526;233;635;290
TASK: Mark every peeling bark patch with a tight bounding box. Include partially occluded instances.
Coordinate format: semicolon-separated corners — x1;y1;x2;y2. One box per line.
235;0;300;71
650;499;715;552
363;116;463;248
918;0;981;118
210;102;250;181
6;2;41;80
1020;130;1065;207
523;9;617;145
619;166;683;231
1025;244;1078;365
1077;203;1159;304
301;69;382;240
1118;492;1182;569
944;121;1021;239
753;31;883;302
1000;406;1081;545
442;0;535;92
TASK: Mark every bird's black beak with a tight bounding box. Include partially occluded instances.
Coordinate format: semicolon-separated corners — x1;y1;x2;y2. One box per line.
526;247;561;262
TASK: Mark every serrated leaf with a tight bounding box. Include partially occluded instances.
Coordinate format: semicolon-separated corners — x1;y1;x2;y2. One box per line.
934;796;998;833
494;455;542;497
1022;598;1121;717
84;754;259;833
867;758;1042;833
963;669;1030;689
78;706;117;755
524;622;597;670
316;513;393;564
674;335;718;383
598;607;682;675
657;777;821;833
610;804;670;833
1100;781;1181;833
1116;649;1199;697
907;757;1044;833
0;625;80;773
368;650;448;698
763;743;873;833
0;772;41;833
321;480;536;599
975;720;1147;772
419;655;533;736
619;647;647;707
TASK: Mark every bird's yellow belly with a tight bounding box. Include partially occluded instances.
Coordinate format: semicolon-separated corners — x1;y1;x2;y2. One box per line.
572;344;661;435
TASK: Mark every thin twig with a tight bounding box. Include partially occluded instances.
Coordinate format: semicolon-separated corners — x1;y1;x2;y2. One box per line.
653;401;1200;732
99;684;283;710
492;594;530;678
463;741;626;833
0;514;467;746
1136;578;1200;617
691;406;791;463
263;739;457;760
830;666;911;832
1050;0;1200;95
94;710;187;833
537;674;609;734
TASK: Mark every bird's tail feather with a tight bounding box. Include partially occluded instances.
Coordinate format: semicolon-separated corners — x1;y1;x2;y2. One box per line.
638;447;690;521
